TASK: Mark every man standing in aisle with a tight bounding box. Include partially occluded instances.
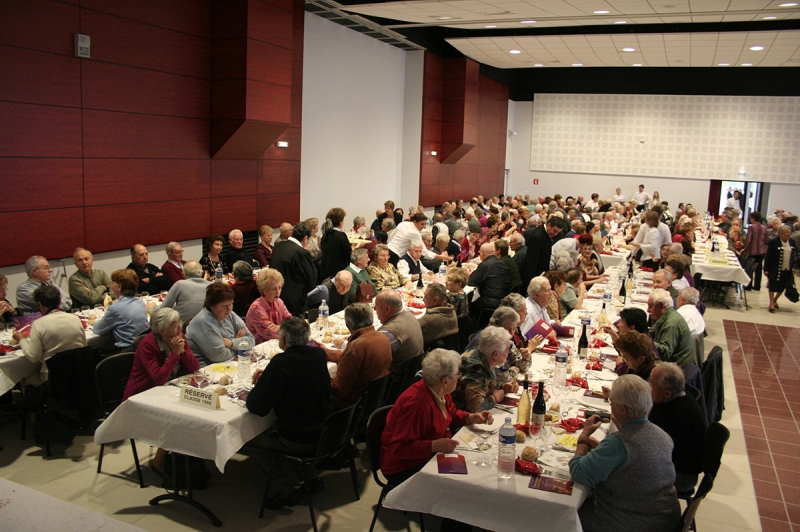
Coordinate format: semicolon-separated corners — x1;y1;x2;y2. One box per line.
632;184;651;212
270;222;318;316
520;217;564;293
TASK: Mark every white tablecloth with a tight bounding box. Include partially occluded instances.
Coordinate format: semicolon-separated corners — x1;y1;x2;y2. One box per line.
690;249;750;285
0;352;40;395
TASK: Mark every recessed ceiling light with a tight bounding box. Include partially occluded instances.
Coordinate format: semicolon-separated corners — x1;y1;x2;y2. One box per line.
614;20;627;24
779;3;797;7
521;20;536;24
534;64;543;67
718;63;730;66
510;49;521;54
485;25;496;28
572;63;583;66
622;47;635;52
750;45;765;51
593;10;609;14
437;16;453;20
633;63;642;66
763;16;777;19
742;63;753;66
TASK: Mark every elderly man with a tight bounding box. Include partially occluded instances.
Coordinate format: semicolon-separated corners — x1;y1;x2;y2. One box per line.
468;242;511;321
494;239;521;289
127;244;169;294
397;239;432;281
375;290;424;372
387;212;429;263
13;285;86;386
270;222;318;316
520;217;565;292
649;362;708;493
453;326;514;412
224;229;258;271
68;248;112;308
245;318;332;508
648;289;694;367
417;283;458;349
676;287;705;336
653;269;679;299
273;223;292;245
345;248;376;301
161;241;186;288
509;233;527;271
521;276;558;338
17;256;72;314
157;261;210;323
306;270;354;315
330;303;392;408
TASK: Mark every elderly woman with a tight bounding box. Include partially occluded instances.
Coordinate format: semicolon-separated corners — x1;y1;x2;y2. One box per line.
578;234;608;287
727;225;744;256
186;282;254;366
368;244;410;290
765;224;797;313
445;267;469;318
246;269;292;344
199;233;228;279
352;216;366;235
466;306;538;385
0;274;19;325
613;331;658;382
381;349;492;484
603;307;658;376
562;268;586;313
498;292;541;352
453;326;514;412
434;232;459;262
90;269;149;353
231;260;259;318
543;269;568;322
319;207;351;281
304;217;321;261
253;225;274;267
570;375;680;532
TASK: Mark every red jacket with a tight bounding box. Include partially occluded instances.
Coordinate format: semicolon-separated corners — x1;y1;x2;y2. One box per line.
380;379;470;476
122;332;199;400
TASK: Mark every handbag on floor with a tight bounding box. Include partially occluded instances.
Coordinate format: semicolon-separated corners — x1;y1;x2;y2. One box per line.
785;277;799;303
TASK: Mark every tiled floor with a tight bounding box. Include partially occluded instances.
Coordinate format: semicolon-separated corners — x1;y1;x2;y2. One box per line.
0;283;797;531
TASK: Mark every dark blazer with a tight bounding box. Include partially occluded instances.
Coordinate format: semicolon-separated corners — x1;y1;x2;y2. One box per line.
126;262;170;294
764;236;796;282
520;225;554;290
271;241;318;316
319;229;351;281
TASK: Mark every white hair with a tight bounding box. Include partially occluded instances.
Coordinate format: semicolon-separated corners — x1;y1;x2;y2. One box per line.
184;261;203;278
422;349;461;387
650;288;674;309
527;276;549;298
478;326;511;357
610;374;653;418
408;239;424;250
679;287;699;305
228;229;243;240
655;269;673;283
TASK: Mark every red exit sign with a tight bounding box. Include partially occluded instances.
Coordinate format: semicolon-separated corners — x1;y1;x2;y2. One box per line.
533;178;539;185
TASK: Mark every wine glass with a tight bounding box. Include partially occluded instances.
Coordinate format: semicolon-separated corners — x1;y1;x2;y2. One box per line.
193;371;208;389
80;305;89;313
141;291;149;298
473;431;493;468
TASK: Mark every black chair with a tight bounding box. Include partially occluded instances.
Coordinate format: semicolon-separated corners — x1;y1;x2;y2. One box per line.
95;352;145;488
386;353;425;404
259;402;361;532
366;405;425;532
353;373;392;444
675;474;714;532
702;346;724;423
456;315;472;352
677;422;729;502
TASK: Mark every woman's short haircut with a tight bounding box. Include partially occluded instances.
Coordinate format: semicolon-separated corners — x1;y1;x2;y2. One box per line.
344;303;374;331
112;269;139;296
205;233;224;252
150;307;180;335
665;255;685;277
325;208;346;228
256;268;284;292
610;374;653;419
527;276;549;298
305;217;319;231
232;260;253;282
278;317;310;347
258;225;273;240
421;349;461;387
204;282;235;310
436;233;450;245
499;292;526;313
565;268;583;285
373;243;390;259
618;308;649;333
577;234;593;247
544;269;566;288
446;267;468;288
478;326;512;357
489;306;519;327
614;331;653;360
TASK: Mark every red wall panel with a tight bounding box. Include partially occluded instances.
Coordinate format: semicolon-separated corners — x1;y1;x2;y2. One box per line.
83;110;210;159
257;193;299;227
246;39;293;86
82;61;211;119
257;160;300;194
0;46;81;107
211;39;247;80
211;160;258;197
0;102;82;157
211;196;257;234
85;199;211;253
80;10;211;78
81;0;212;38
3;208;85;266
246;79;292;123
0;0;78;55
248;0;294;47
83;159;211;206
0;159;84;213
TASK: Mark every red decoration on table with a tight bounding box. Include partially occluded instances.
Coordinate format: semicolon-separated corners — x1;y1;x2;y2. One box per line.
407;301;425;309
589;339;608;348
559;418;585;433
565;377;588;389
515;458;541;475
585;361;603;371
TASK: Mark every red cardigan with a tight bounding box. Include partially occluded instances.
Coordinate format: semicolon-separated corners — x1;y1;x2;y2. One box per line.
161;260;186;288
122;332;199;400
380;379;470;476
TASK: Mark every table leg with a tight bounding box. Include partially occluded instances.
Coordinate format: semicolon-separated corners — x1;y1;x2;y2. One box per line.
148;453;222;527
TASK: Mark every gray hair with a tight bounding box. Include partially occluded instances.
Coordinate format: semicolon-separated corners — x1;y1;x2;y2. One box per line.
609;374;653;418
554;250;577;271
669;243;683;255
453;229;465;241
650;288;674;309
510;233;524;245
232;260;253;282
489;306;519;327
381;219;395;231
24;255;45;277
228;229;243;240
421;349;461;387
351;247;369;263
679;287;699;305
425;282;448;304
655;269;673;283
436;233;450;244
377;288;403;310
373;243;390;258
527;276;550;298
150;307;180;335
184;260;203;278
278;317;310;347
353;216;365;226
344;303;374;331
165;241;180;254
408;239;424;250
651;362;685;395
478;326;512;357
499;292;526;314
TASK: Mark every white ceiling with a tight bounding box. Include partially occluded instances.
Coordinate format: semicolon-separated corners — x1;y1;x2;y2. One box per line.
446;29;800;67
344;0;800;29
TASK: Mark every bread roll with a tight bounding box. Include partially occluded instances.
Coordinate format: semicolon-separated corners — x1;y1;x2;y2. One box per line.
214;386;228;395
521;446;538;462
218;375;231;386
516;430;526;443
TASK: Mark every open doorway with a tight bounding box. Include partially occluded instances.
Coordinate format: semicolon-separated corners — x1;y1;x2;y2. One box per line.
716;180;762;225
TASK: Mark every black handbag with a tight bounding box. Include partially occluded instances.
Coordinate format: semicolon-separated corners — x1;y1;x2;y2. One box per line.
785;277;799;303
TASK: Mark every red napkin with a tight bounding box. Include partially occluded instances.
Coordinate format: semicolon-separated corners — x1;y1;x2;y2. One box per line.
585;361;603;371
600;250;613;255
514;423;530;433
565;377;588;389
542;345;558;354
589;339;608;348
640;266;654;272
560;418;585;433
515;458;541;475
0;345;20;354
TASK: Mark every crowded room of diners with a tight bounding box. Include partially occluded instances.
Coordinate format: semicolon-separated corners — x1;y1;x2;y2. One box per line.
2;2;800;531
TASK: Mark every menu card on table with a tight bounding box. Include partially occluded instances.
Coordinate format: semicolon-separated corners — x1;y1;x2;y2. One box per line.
525;319;553;340
528;476;574;495
437;453;468;475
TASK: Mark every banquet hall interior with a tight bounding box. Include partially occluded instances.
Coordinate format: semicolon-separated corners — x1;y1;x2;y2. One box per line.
1;0;800;531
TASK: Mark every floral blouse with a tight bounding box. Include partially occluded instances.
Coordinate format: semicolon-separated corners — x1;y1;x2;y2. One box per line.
367;263;408;290
200;254;228;279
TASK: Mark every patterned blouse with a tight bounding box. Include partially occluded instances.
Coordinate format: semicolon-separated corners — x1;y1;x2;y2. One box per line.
199;254;228;279
367;263;408;290
447;291;469;318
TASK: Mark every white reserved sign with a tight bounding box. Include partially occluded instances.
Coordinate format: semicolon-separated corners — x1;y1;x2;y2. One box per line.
179;385;220;410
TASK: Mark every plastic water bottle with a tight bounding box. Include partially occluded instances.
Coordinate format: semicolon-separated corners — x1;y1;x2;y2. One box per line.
497;417;516;480
237;349;251;382
438;263;447;284
318;299;329;333
554;349;567;387
603;286;613;305
215;264;223;280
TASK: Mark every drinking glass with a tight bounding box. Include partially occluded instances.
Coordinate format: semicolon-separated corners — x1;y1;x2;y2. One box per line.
71;308;80;316
472;431;493;468
141;291;149;298
193;371;208;389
